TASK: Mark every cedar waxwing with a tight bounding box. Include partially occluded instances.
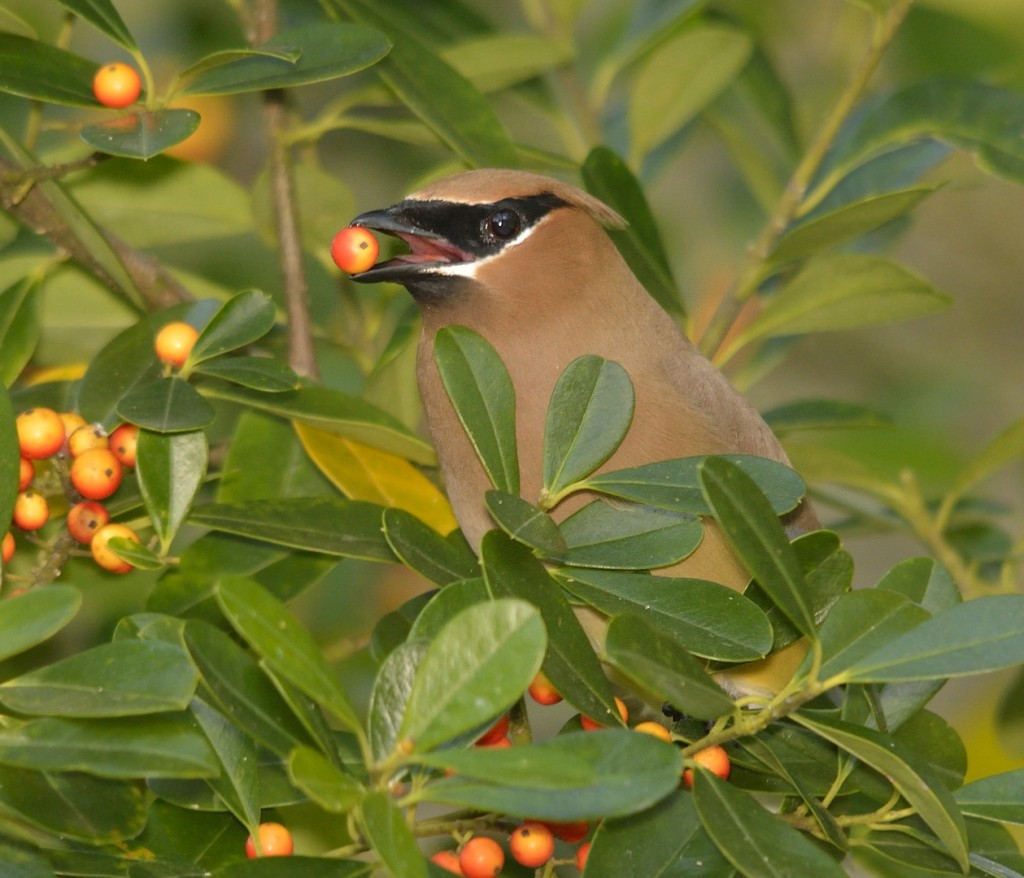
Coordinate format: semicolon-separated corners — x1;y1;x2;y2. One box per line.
350;169;818;695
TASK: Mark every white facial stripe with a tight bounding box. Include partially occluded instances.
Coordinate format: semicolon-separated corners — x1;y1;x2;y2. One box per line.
412;221;541;279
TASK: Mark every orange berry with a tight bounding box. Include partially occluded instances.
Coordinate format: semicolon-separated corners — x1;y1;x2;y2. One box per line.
16;408;65;459
476;714;509;747
90;523;140;574
430;850;464;875
92;62;141;109
67;423;109;457
581;697;628;730
458;836;503;878
154;321;199;368
18;457;34;491
576;840;591;872
543;820;589;843
634;721;671;742
109;423;139;467
244;822;293;858
70;448;123;500
66;501;111;544
683;744;731;789
509;822;554;868
528;670;562;705
330;226;379;274
13;491;48;531
476;735;511;749
60;412;87;442
2;532;14;563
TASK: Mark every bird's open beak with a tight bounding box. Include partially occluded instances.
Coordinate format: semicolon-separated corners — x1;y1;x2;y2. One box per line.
348;205;473;283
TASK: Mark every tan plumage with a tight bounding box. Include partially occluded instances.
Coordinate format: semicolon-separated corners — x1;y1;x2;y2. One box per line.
351;169;817;694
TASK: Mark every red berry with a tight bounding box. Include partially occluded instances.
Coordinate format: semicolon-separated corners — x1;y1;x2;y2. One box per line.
475;714;509;746
527;670;562;705
13;491;48;531
581;696;628;730
154;321;199;368
576;841;591;872
544;821;589;844
18;457;34;491
683;744;731;789
16;408;65;459
430;850;464;875
109;423;139;467
2;532;14;563
244;822;293;858
70;448;123;500
330;226;379;274
509;822;554;868
92;62;141;109
90;523;140;574
66;501;111;544
458;836;504;878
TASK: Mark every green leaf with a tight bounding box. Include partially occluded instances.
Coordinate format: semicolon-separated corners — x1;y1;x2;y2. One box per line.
193;356;298;392
441;32;574;93
583;453;807;516
217;858;374;877
948;416;1024;505
360;790;427;878
433;326;519;494
369;640;429;762
55;0;136;49
190;699;260;828
0;585;81;663
288;746;363;813
604;613;734;721
107;536;164;571
542;356;634;499
382;507;479;585
399;598;545;753
81;110;200;160
185;290;277;367
793;710;969;870
216;577;361;733
484;491;566;559
412;729;682;821
841;594;1024;683
0;277;41;387
181;23;391;96
117;376;216;433
175;44;302;84
763;398;893;435
0;844;50;878
190;497;395;561
0;714;217;778
955;769;1024;827
700;456;815;637
559;568;772;662
336;0;520;167
481;531;617;723
407;580;490;644
0;35;99;106
0;640;197;718
876;556;960;614
138;429;208;554
581;146;683;315
629;23;753;163
202;383;435;465
559;500;703;570
693;768;847;877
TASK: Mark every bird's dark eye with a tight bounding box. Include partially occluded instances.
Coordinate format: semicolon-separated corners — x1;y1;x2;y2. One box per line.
486;208;521;240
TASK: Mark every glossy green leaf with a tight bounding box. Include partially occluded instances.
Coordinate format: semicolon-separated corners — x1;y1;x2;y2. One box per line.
193;356;298;392
185;290;277;367
412;729;682;820
433;326;519;494
107;536;164;571
604;613;734;721
559;500;702;570
586;790;733;877
700;456;815;637
876;556;960;614
763;398;892;435
407;580;490;643
0;844;50;878
337;0;520;167
842;594;1024;683
0;585;81;663
948;415;1024;506
81;110;200;160
117;376;216;433
0;276;40;387
0;640;197;717
369;640;429;762
481;531;617;723
175;44;302;85
484;491;566;559
0;714;217;778
399;598;545;753
56;0;135;49
793;711;969;870
288;746;363;813
693;767;847;877
955;769;1024;826
190;498;395;561
542;356;634;498
0;35;99;106
182;23;390;96
582;146;683;315
559;568;772;662
360;790;427;878
138;429;208;554
185;621;316;756
0;766;146;843
583;453;806;516
382;507;479;585
190;699;260;828
202;383;435;465
442;32;574;92
216;577;361;733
